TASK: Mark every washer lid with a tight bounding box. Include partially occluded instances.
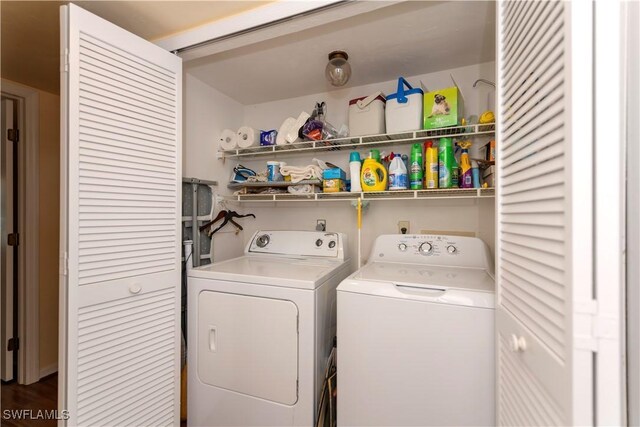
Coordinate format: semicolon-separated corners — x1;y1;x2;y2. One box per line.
189;255;346;289
338;261;495;309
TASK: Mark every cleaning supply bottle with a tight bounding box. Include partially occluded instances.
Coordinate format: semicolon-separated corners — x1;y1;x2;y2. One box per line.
438;137;454;188
388;154;408;190
409;143;423;190
452;151;460;188
424;140;438;188
349;152;362;192
458;140;473;188
361;157;388;192
472;160;481;188
369;149;381;163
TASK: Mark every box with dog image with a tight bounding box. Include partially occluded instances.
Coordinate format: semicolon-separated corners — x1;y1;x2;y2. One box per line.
423;86;464;129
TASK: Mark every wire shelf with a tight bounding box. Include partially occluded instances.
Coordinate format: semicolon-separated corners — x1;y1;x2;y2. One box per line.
231;187;495;203
219;123;496;159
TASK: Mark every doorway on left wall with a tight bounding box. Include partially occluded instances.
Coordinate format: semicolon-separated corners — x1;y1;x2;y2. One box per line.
1;96;19;384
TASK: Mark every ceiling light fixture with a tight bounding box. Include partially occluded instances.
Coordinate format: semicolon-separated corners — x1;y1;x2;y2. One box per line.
325;50;351;87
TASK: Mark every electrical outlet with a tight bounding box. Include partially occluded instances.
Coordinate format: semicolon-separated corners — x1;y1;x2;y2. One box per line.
316;219;327;231
398;221;410;234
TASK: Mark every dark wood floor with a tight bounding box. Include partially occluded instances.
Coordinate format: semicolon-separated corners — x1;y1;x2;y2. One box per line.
1;374;58;426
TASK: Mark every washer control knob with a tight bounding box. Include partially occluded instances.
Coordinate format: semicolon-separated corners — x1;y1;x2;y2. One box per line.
418;242;433;255
316;239;323;247
256;234;270;248
328;241;336;249
447;245;457;254
398;243;408;252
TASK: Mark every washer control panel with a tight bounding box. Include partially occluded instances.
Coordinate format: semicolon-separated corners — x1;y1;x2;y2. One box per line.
247;230;347;260
371;234;491;270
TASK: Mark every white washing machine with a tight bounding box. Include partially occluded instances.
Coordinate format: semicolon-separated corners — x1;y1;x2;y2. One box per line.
188;230;351;426
337;234;495;426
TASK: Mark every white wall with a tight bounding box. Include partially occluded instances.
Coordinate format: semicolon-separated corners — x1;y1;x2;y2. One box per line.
184;61;496;264
243;61;496;134
184;74;247;261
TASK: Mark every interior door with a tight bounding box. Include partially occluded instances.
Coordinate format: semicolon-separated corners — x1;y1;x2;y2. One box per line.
496;1;600;425
1;99;15;382
60;4;182;425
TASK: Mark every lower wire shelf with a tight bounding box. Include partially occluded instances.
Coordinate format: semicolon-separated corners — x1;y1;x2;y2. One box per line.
230;187;495;202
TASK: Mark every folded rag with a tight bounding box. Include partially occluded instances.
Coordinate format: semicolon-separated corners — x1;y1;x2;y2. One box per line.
280;164;323;183
288;184;316;194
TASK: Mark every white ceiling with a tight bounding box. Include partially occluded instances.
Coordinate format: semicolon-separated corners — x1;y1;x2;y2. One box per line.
186;1;496;105
0;1;270;94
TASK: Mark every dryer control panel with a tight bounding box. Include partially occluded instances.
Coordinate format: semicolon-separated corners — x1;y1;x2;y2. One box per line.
247;230;347;260
371;234;493;271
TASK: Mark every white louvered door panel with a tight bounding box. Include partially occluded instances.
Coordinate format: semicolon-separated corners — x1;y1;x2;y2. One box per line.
60;4;182;426
496;1;594;425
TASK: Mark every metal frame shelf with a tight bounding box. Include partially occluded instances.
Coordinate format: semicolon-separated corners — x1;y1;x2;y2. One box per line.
218;123;495;159
230;187;495;203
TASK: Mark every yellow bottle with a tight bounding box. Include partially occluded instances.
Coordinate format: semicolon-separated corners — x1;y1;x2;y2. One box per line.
424;140;438;188
360;158;388;192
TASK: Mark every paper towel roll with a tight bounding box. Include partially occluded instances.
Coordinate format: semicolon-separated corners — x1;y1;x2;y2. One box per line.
219;129;237;151
237;126;259;148
277;117;296;145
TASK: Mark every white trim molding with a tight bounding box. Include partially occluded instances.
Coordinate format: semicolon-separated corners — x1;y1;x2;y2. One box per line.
1;79;41;385
154;1;397;61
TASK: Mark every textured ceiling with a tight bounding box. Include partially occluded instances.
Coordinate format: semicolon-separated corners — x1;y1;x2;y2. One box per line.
0;1;270;94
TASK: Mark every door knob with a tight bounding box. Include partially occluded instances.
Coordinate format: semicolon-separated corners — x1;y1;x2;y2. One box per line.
129;284;142;294
509;334;527;352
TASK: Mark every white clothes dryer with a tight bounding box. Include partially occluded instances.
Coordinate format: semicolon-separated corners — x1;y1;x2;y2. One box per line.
188;230;351;426
337;234;495;426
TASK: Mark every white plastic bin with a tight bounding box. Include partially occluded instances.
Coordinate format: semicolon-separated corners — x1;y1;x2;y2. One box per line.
385;77;423;133
348;92;386;136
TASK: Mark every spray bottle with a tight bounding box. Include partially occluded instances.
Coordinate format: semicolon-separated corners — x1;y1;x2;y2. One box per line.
458;140;473;188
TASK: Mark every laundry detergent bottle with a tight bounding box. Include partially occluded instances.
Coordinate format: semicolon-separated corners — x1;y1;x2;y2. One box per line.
361;157;388;191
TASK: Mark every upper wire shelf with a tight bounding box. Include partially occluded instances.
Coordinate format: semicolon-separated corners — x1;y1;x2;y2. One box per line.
218;123;495;159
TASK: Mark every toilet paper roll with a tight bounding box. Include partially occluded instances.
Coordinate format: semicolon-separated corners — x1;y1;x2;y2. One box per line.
237;126;259;148
277;117;297;146
219;129;237;151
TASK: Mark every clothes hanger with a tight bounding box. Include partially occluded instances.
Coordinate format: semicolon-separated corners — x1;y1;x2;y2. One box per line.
199;209;227;233
208;211;256;236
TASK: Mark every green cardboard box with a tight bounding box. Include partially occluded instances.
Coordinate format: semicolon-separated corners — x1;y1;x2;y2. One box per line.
423;86;464;129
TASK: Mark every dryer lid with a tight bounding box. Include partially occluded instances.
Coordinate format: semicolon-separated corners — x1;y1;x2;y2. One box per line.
189;255;347;290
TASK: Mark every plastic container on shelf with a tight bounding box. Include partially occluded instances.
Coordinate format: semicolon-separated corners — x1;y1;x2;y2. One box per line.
385;77;424;133
361;158;387;192
349;152;363;193
349;93;386;137
424;140;438;189
388;155;408;190
409;143;423;190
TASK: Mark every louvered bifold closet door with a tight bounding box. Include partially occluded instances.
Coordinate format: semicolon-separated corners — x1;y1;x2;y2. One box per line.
496;1;594;426
60;4;182;426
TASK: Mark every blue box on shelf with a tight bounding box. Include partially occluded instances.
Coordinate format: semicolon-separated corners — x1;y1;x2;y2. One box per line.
323;167;346;181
